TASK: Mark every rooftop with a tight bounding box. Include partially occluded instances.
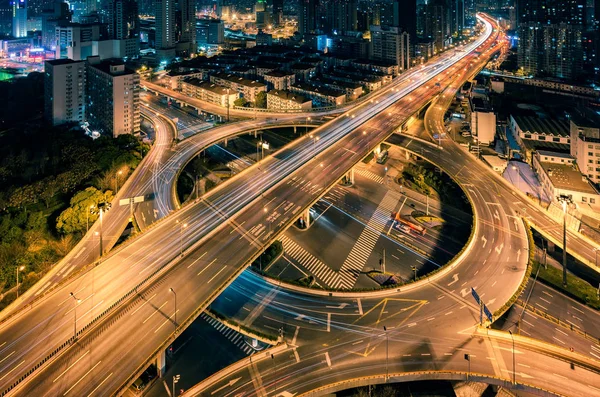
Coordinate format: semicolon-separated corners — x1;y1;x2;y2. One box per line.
264;70;295;78
183;78;232;95
211;72;266;88
539;160;598;194
267;90;310;104
512;115;570;137
291;83;345;98
45;59;84;66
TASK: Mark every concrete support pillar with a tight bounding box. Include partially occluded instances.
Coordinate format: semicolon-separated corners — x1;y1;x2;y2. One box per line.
404;149;410;160
300;207;311;229
293;126;297;134
374;143;383;156
224;138;228;147
156;349;166;378
347;168;355;185
254;130;258;138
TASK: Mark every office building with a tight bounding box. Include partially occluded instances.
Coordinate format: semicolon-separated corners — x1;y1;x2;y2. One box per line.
55;23;101;60
424;0;450;53
570;112;600;185
12;0;27;38
44;59;86;126
86;57;140;137
155;0;175;61
181;78;238;107
370;25;410;71
267;90;312;111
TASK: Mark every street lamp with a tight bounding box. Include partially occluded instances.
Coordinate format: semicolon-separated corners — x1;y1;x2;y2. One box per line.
69;292;81;339
169;288;177;328
383;326;388;382
92;202;111;258
305;116;311;135
511;165;520;191
87;204;94;233
309;134;319;159
508;330;516;385
172;374;180;397
226;88;230;122
15;265;25;299
176;220;187;257
411;265;417;281
115;170;123;193
557;194;573;287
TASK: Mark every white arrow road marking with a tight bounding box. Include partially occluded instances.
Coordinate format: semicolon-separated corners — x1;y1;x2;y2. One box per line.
481;235;487;248
494;210;500;221
497;347;523;354
487;298;496;305
326;303;349;309
153;208;158;218
276;392;297;397
516;249;521;262
495;243;504;255
448;274;459;286
460;288;469;298
501;369;533;379
211;377;241;395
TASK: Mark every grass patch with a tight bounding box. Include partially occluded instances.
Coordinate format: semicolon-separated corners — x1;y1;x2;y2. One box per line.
532;261;600;310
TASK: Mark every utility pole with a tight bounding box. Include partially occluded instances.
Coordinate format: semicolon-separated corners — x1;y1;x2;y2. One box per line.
381;249;386;273
557;195;572;287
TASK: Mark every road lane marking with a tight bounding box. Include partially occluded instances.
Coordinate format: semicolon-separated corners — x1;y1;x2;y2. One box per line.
54;351;90;382
324;352;332;367
421;353;431;356
86;372;113;397
554;328;568;337
552;336;566;345
207;266;227;283
571;306;584;314
352;340;363;346
63;360;102;395
407;322;417;327
0;351;15;365
539;297;551;304
294;349;300;363
0;360;25;382
131;294;157;316
427;317;435;321
155;310;179;333
198;258;217;276
327;313;331;332
187;252;207;268
292;326;300;346
356;298;363;315
143;301;167;324
445;311;453;315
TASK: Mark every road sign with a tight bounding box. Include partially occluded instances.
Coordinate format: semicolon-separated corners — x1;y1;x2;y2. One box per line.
119;196;145;206
483;305;493;322
471;287;480;305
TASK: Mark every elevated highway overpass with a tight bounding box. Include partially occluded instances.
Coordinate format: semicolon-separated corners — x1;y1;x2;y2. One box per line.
0;14;511;396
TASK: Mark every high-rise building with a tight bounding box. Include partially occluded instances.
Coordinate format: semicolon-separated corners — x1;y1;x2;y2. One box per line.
393;0;417;44
107;0;138;40
44;59;86;126
86;57;140;137
12;0;27;37
55;23;101;59
298;0;318;35
41;0;71;48
197;17;223;45
272;0;283;26
370;24;411;71
155;0;175;60
424;0;449;52
175;0;195;56
517;0;587;80
326;0;357;34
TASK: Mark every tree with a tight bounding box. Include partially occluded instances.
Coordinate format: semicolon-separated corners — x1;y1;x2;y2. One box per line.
234;97;248;107
255;91;267;109
56;187;114;234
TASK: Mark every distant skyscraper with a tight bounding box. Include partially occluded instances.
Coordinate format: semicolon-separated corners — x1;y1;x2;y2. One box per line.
176;0;195;55
298;0;317;35
12;0;27;37
107;0;138;40
155;0;175;60
424;0;449;52
272;0;283;26
326;0;357;34
517;0;587;80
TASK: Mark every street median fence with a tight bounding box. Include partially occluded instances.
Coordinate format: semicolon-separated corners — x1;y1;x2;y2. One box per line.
297;370;564;397
514;299;600;345
491;220;535;322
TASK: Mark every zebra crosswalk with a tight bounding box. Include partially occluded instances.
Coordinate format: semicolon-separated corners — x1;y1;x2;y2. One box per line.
200;313;254;355
354;168;384;184
331;190;401;289
280;236;338;287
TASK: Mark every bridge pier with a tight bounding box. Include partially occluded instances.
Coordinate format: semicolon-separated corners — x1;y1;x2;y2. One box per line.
224;138;228;147
341;168;354;186
156;349;167;378
298;207;312;229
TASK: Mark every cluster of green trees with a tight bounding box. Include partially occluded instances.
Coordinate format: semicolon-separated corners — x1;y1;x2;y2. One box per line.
0;125;148;306
233;92;267;109
402;164;469;211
